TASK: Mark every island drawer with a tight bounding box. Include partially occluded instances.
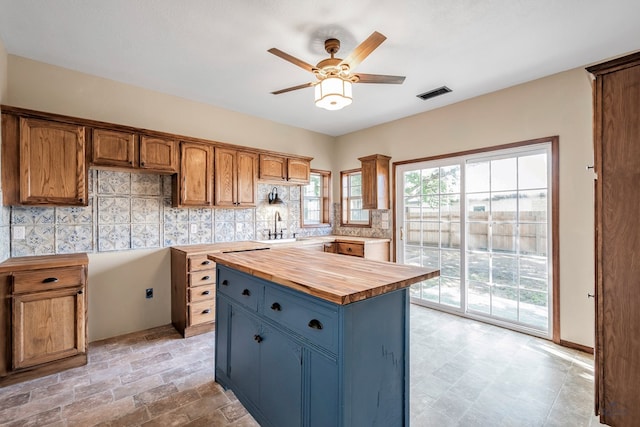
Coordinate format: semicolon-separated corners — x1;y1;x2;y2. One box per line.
336;242;364;257
189;255;215;272
189;284;216;302
264;285;338;353
189;299;216;325
217;266;262;311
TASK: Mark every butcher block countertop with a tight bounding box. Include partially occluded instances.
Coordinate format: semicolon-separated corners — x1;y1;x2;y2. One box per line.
209;248;438;305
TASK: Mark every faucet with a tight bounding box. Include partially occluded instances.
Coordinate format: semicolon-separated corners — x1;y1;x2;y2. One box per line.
270;210;283;239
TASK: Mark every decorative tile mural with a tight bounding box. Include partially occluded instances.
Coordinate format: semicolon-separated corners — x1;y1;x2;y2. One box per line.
7;170;339;256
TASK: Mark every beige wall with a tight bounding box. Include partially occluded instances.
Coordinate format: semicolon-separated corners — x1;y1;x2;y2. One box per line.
335;68;595;347
6;55;335;341
0;39;7;103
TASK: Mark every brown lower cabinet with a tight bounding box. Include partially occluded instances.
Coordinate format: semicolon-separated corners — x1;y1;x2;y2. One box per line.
171;247;217;338
587;52;640;426
0;254;88;386
323;239;390;261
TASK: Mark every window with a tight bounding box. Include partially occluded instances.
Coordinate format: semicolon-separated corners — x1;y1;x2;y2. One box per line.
301;169;331;227
341;169;371;226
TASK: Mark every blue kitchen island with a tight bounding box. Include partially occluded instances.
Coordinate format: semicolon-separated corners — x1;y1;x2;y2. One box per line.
209;248;439;427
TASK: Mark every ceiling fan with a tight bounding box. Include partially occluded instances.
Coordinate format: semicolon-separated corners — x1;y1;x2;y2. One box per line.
268;31;405;110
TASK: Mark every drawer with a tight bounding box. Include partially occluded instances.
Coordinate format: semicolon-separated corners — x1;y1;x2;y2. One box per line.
13;266;85;294
217;265;262;312
189;255;215;272
189;284;215;302
189;269;216;287
337;242;364;257
264;285;338;353
189;299;215;325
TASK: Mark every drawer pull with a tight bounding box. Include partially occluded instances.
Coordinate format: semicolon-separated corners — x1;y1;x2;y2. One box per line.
347;247;352;252
254;334;263;343
202;290;210;296
270;302;282;311
221;280;229;286
308;319;323;330
202;309;211;314
42;277;59;283
241;289;251;297
201;260;211;265
202;275;211;281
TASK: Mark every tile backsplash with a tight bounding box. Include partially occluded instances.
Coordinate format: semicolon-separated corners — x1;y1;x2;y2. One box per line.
8;171;336;257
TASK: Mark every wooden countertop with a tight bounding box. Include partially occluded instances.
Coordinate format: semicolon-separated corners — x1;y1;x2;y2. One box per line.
0;253;89;273
209;248;438;305
170;235;390;256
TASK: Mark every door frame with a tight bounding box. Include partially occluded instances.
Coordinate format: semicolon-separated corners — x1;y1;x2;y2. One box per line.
392;136;560;343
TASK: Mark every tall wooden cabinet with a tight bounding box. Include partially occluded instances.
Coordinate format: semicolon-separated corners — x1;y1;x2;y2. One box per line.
587;51;640;427
358;154;390;209
174;141;214;207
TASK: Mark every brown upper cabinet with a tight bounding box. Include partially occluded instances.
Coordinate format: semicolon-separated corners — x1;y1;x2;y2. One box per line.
259;154;311;184
359;154;391;210
1;114;88;206
91;129;178;173
174;142;214;207
214;148;258;207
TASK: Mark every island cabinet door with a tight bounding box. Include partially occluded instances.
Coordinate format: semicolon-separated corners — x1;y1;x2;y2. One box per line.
259;324;302;427
307;349;338;427
228;307;260;405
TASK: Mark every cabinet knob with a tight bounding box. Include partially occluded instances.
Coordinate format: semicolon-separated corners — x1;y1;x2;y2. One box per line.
221;280;229;286
241;289;251;297
202;309;211;314
78;198;84;203
141;161;145;166
42;277;59;283
308;319;323;330
202;275;210;281
271;302;282;311
77;289;84;295
347;247;352;252
201;260;211;265
202;290;210;296
254;334;263;343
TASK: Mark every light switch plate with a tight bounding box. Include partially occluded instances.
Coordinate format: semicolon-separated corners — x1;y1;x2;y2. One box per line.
13;226;25;240
381;212;389;222
381;221;389;230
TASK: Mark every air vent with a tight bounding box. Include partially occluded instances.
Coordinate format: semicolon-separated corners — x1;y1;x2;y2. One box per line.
416;86;452;101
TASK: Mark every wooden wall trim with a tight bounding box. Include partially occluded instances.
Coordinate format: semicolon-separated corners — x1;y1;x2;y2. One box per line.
560;339;594;355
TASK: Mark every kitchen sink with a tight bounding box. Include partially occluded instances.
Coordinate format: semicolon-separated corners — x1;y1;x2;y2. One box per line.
255;238;298;244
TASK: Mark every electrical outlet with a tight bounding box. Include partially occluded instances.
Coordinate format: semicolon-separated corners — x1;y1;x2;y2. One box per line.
190;224;198;234
145;288;153;299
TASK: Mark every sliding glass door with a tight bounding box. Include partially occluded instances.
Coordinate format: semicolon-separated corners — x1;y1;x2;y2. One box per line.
397;142;553;336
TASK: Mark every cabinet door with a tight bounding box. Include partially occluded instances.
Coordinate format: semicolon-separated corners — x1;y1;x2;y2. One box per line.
236;151;257;207
359;154;390;209
287;158;310;183
19;118;88;206
228;306;260;405
91;129;137;168
178;142;213;207
259;154;287;181
214;148;236;207
308;350;338;427
140;136;178;172
12;287;85;369
260;323;302;427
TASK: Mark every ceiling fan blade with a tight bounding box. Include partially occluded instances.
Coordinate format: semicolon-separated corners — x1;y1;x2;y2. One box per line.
268;48;316;73
271;82;315;95
354;73;406;84
339;31;387;70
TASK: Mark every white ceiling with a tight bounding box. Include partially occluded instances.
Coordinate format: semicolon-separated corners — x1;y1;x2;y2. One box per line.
0;1;639;137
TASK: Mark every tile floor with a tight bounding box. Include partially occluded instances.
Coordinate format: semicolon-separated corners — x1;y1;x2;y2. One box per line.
0;305;604;426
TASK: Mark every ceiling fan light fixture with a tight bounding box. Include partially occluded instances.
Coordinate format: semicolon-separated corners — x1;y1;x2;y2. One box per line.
314;77;352;110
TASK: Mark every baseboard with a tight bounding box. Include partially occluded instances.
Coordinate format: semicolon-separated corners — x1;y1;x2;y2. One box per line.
560;339;594;354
